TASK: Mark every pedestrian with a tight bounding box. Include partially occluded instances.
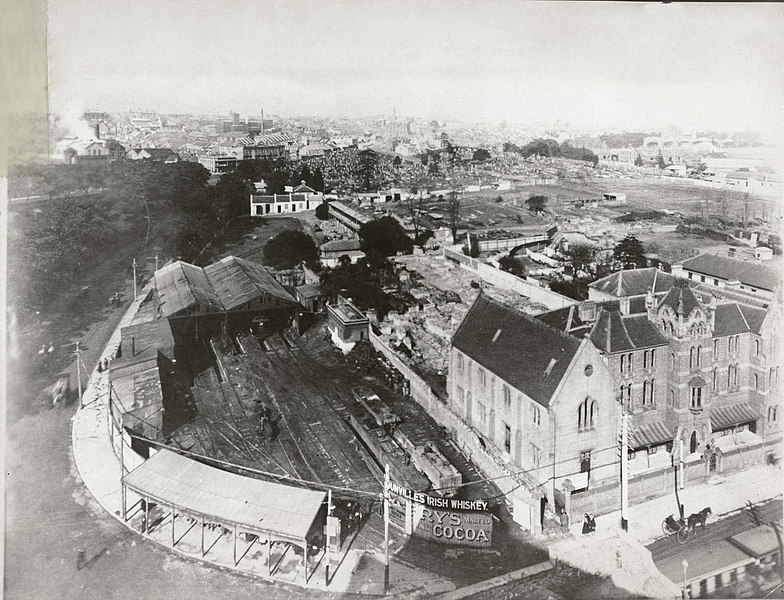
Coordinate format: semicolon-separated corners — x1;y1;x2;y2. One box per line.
97;362;103;373
582;513;591;535
587;513;596;533
559;508;569;532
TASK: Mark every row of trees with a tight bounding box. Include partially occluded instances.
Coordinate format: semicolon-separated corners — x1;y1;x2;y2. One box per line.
503;139;599;167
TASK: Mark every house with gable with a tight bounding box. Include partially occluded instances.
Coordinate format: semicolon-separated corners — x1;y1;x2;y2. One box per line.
448;293;620;527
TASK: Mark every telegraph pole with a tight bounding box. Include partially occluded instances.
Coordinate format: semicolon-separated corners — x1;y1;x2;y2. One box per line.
620;412;629;532
325;488;332;585
132;258;138;300
384;463;390;592
75;342;83;408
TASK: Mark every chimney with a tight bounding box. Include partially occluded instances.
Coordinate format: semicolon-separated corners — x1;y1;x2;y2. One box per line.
619;296;630;316
94;123;101;139
577;300;597;322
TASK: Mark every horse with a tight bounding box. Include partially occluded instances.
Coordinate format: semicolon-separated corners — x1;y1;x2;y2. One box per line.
687;507;712;532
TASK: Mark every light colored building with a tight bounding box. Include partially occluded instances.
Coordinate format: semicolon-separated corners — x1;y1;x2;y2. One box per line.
326;297;370;353
671;253;781;300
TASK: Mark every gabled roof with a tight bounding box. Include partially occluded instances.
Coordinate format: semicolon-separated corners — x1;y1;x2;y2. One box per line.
712;303;767;336
154;257;296;318
680;254;780;292
588;268;675;297
204;256;296;311
658;280;703;318
320;239;362;253
453;294;582;407
293;182;316;193
537;301;667;354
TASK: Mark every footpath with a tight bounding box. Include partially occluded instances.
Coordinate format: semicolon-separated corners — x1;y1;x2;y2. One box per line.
70;281;456;597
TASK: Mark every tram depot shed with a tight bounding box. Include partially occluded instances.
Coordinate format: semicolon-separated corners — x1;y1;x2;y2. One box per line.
122;449;327;582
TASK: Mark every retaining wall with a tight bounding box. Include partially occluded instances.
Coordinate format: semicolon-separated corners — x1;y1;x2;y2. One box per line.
443;247;576;310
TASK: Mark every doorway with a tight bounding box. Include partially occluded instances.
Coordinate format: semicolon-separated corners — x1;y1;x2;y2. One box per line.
690;431;698;454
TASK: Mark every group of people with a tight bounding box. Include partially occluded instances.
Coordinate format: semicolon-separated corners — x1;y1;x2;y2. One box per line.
559;509;596;534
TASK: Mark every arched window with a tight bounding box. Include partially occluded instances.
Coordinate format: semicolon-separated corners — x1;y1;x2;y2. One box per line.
690;347;695;369
578;397;597;430
754;374;759;390
712;367;718;392
502;384;511;408
755;339;761;356
696;346;701;367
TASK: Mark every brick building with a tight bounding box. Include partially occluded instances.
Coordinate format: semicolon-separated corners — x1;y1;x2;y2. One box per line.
447;267;782;527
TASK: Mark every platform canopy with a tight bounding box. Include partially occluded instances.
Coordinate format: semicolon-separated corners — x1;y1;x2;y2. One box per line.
123;449;326;544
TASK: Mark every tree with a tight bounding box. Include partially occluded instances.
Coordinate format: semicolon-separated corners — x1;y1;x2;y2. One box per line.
315;200;329;220
526;195;548;213
263;230;318;269
656;152;667;170
472;148;491;162
634;154;644;167
392;155;402;168
359;216;413;258
448;189;461;242
312;168;325;192
499;255;526;278
613;235;647;269
566;243;596;275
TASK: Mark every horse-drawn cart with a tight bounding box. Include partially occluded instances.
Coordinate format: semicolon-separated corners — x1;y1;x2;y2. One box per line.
662;514;690;544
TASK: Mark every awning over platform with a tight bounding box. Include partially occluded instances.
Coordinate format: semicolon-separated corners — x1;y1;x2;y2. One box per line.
123;449;326;543
630;421;674;450
710;403;760;431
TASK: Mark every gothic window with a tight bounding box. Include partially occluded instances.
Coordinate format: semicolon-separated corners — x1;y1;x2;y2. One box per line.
578;397;597;430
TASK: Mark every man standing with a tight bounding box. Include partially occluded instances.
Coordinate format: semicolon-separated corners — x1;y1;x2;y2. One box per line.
560;508;570;532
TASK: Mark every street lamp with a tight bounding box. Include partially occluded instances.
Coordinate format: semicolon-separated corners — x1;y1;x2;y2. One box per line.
681;559;689;599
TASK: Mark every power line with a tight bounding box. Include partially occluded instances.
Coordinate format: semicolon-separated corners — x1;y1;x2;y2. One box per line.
124;430;382;498
428;443;621;492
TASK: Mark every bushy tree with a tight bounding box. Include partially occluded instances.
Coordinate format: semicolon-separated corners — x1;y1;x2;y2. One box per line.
613;235;647;269
359;216;413;258
499;255;526;277
472;148;491;162
315;200;329;220
526;195;548;213
634;154;644;167
566;243;596;274
263;230;318;269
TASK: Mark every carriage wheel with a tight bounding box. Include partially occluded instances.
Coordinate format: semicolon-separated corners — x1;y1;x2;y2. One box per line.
676;527;689;544
662;519;669;536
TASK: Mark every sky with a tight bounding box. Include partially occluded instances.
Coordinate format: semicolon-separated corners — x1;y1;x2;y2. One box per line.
47;1;784;133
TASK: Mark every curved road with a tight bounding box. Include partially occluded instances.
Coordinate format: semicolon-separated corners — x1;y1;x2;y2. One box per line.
4;272;350;600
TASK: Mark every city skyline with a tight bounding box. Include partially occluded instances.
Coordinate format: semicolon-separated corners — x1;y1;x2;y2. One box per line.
48;1;784;134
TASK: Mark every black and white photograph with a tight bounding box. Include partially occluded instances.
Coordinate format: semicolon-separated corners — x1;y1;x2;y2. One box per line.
2;1;784;599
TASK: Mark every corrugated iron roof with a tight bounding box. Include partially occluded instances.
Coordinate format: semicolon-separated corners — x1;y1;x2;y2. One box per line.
710;403;760;430
630;421;674;449
123;449;326;542
154;257;296;318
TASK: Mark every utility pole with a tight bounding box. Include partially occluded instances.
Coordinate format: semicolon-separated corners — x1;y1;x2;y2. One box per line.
132;258;138;300
75;342;83;408
154;255;159;273
384;463;390;592
325;488;332;585
620;412;629;532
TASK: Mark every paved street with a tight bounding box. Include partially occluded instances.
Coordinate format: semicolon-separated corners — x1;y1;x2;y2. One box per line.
647;497;782;564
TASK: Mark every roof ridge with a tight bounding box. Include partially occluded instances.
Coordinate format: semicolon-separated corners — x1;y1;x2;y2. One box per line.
736;303;751;330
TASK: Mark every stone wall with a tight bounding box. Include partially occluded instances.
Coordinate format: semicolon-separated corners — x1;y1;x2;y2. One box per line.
443;247;575;310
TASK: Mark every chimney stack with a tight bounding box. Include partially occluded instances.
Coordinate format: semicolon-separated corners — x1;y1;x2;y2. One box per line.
619;296;630;316
578;300;597;322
